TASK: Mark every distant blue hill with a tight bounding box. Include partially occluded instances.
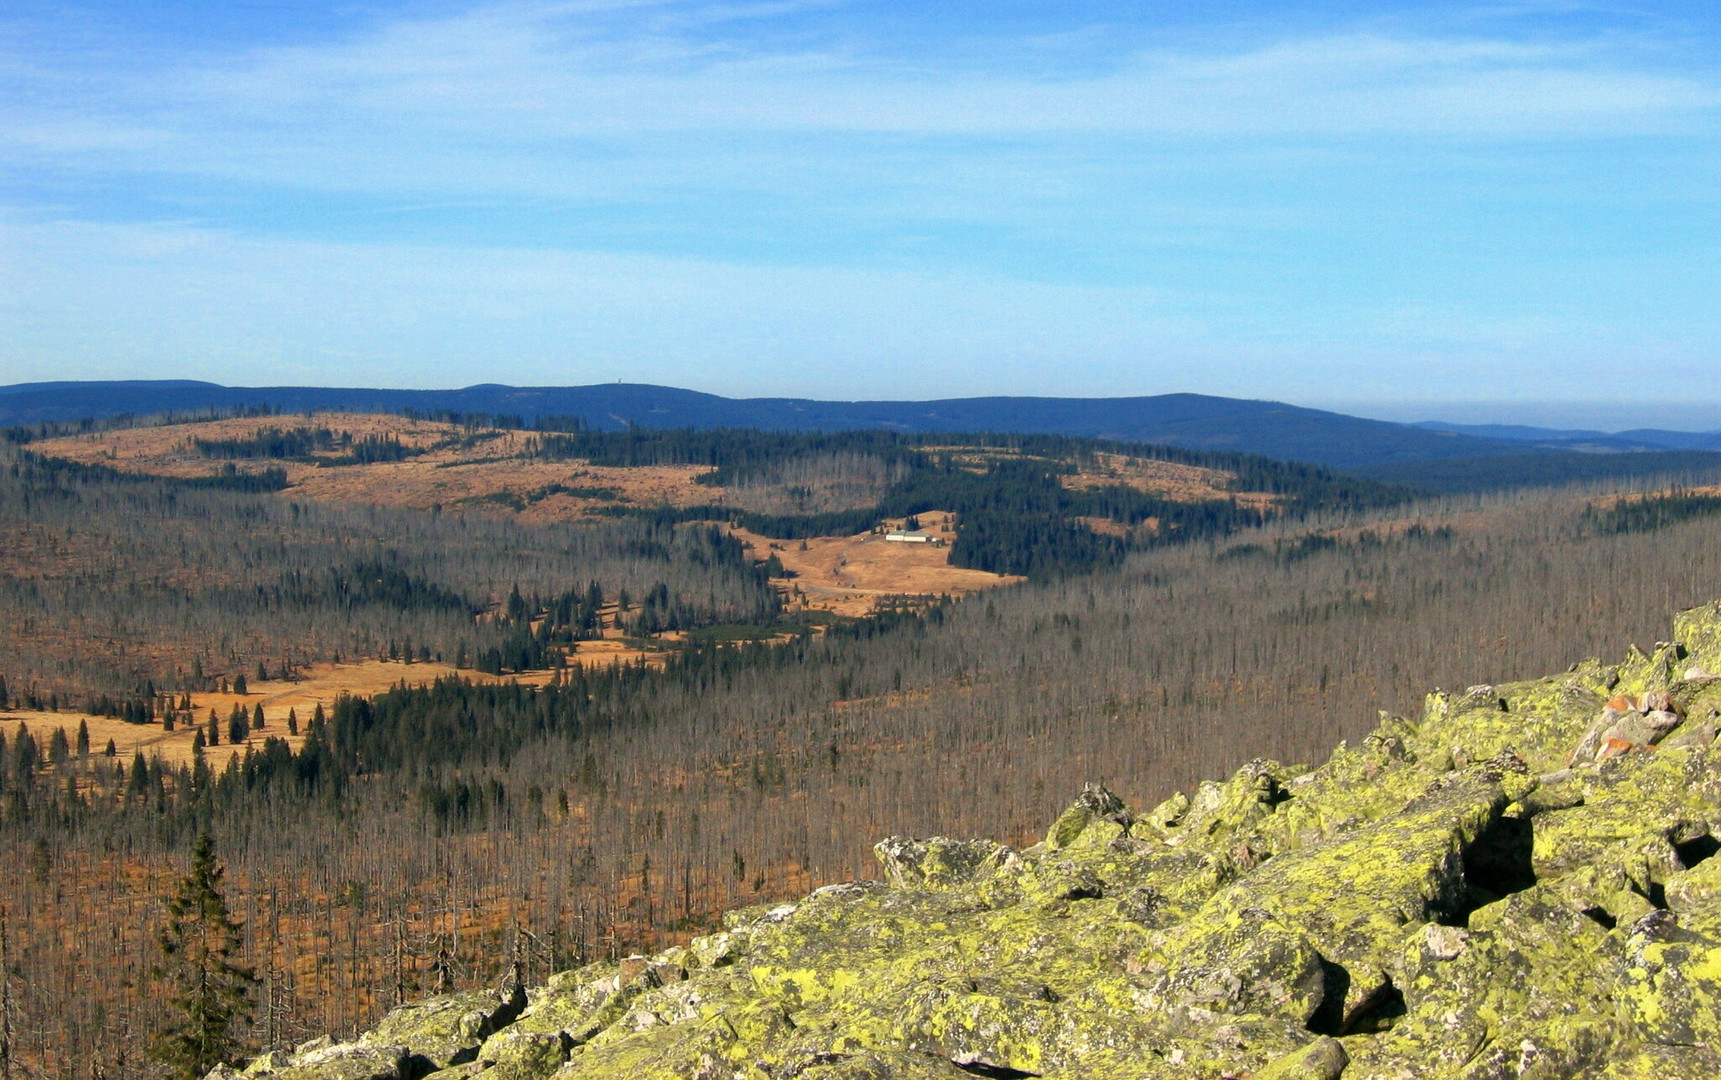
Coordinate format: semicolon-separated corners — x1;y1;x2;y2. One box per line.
1414;420;1721;453
0;380;1535;471
7;381;1721;481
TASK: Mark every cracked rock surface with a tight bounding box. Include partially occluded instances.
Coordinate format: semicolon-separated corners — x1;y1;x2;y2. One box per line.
213;601;1721;1079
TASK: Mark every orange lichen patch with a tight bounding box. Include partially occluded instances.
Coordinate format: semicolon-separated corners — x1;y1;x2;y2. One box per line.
1595;737;1645;762
728;510;1020;617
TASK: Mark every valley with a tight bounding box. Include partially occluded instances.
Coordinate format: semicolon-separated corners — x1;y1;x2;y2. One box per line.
4;411;1721;1074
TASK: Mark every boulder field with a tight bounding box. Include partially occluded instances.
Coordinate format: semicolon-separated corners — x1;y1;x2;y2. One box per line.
213;602;1721;1079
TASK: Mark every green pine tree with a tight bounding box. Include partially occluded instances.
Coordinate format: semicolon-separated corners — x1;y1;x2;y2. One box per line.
151;834;257;1078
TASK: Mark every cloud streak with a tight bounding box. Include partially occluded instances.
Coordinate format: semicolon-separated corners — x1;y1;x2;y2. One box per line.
7;3;1718;175
5;215;1710;400
1;1;1717;399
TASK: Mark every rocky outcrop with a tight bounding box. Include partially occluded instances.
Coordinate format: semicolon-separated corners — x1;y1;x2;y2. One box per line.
216;603;1721;1079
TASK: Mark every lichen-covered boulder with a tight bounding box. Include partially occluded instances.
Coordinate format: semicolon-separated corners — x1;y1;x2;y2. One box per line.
1255;1036;1348;1080
467;1030;570;1079
362;986;524;1070
1044;782;1131;849
230;1040;411;1080
1150;762;1534;1030
500;957;675;1051
1675;602;1721;671
1618;911;1721;1049
1145;908;1329;1025
873;835;1013;889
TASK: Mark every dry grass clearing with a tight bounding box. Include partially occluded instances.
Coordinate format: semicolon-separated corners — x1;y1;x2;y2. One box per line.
0;647;666;770
1589;484;1721;508
1062;452;1280;512
31;414;719;522
732;511;1022;617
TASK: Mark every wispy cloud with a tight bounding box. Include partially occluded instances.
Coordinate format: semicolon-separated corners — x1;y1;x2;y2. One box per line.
5;213;1710;399
1;1;1717;397
6;2;1717;183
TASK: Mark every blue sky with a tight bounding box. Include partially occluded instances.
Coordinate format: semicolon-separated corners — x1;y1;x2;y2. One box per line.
2;1;1719;425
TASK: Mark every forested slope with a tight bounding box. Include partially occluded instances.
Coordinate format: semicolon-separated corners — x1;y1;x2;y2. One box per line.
8;460;1721;1070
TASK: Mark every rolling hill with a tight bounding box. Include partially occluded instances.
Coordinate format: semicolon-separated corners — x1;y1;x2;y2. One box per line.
10;381;1721;486
0;381;1517;471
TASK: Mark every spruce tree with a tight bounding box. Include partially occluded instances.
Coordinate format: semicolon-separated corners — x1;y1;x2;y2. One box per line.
11;727;34;783
151;834;256;1078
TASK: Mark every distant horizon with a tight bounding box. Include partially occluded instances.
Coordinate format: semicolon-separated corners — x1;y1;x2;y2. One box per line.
5;377;1721;436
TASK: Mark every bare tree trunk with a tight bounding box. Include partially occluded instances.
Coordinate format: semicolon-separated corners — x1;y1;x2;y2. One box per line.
1;905;13;1080
392;911;407;1010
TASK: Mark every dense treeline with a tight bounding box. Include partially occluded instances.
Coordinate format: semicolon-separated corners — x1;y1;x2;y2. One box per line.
1583;487;1721;534
191;427;341;460
190;427;419;466
1354;448;1721;494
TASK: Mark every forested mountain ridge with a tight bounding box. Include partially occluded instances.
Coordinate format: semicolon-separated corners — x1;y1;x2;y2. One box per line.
0;380;1583;470
201;600;1721;1079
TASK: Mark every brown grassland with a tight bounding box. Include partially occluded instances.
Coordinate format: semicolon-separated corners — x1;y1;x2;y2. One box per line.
0;645;670;771
31;414;717;522
735;511;1023;617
